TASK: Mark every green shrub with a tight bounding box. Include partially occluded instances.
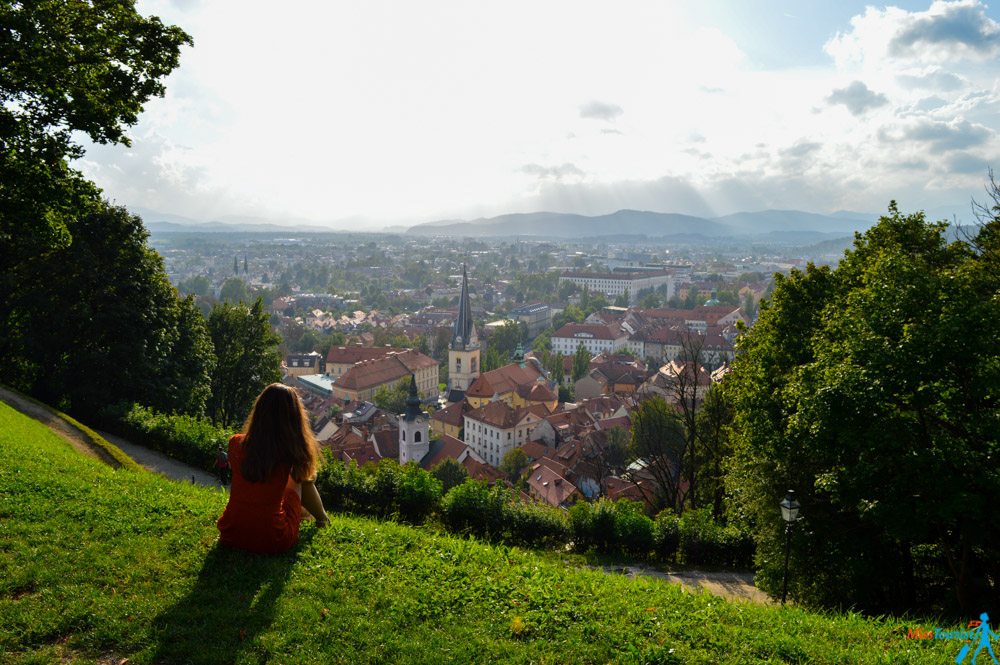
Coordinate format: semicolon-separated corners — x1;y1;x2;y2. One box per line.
315;456;442;524
396;462;443;523
613;500;655;557
503;500;570;549
570;499;654;558
676;508;754;569
101;403;228;472
654;511;681;561
440;480;507;539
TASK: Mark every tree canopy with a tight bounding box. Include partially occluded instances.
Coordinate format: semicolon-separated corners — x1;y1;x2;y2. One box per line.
725;201;1000;615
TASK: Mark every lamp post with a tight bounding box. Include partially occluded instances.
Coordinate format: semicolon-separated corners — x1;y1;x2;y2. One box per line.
779;489;801;605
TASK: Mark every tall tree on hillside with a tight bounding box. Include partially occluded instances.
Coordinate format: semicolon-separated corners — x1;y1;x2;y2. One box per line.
0;2;190;392
17;203;214;416
726;200;1000;614
207;299;282;427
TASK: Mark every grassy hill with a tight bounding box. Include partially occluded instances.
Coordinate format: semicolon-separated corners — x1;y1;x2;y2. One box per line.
0;401;957;663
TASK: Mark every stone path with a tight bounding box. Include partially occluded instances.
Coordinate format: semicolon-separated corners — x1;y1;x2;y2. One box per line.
603;565;769;604
0;386;221;489
98;430;220;488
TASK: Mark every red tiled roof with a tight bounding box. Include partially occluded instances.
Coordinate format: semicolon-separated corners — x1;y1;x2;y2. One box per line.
527;463;579;507
334;350;437;392
430;400;471;427
462;456;503;482
466;362;546;398
466;401;530;430
517;381;557;403
372;427;399;460
552;323;624;341
421;434;469;469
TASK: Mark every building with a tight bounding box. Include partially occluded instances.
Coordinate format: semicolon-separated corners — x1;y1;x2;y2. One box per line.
551;322;628;356
447;264;481;400
331;349;438;403
509;302;552;338
284;352;324;377
464;359;557;411
326;345;406;379
463;401;549;468
559;270;674;305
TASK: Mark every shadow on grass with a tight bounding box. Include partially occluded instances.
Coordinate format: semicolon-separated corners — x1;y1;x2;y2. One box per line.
149;531;315;664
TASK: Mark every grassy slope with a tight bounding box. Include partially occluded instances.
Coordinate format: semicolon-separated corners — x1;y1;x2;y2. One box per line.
0;402;955;664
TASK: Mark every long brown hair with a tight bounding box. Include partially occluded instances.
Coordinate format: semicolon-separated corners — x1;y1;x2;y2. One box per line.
240;383;319;483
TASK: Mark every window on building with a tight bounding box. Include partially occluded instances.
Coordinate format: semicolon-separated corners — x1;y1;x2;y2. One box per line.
415;431;421;442
402;430;406;441
471;357;477;373
456;358;462;372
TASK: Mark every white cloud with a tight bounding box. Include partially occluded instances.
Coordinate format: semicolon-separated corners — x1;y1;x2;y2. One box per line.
69;0;1000;226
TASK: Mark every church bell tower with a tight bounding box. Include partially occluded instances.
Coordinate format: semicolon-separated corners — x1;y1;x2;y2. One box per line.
399;375;429;465
448;264;480;397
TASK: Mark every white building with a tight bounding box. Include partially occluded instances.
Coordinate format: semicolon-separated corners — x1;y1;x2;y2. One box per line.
551;323;628;357
559;270;674;305
463;401;548;468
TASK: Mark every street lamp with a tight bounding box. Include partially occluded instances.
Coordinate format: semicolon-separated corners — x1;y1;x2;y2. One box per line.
779;489;801;605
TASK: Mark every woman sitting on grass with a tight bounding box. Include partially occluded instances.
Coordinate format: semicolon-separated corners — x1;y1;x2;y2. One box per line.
217;383;329;554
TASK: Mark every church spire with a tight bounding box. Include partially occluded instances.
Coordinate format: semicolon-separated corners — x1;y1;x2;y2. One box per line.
403;374;422;422
451;263;478;351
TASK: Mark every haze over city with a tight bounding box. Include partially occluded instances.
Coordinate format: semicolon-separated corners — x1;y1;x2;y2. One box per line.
76;0;1000;229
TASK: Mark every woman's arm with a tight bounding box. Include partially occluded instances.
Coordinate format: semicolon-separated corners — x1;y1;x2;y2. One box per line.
300;479;329;527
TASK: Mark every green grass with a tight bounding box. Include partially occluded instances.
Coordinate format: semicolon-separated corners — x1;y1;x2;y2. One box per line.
0;401;960;663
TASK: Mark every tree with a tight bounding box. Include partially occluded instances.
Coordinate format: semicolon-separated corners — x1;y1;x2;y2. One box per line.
0;2;190;392
373;378;409;415
206;299;282;427
628;396;687;512
590;425;629;495
8;202;213;417
0;1;190;249
726;201;1000;614
531;327;553;354
499;448;530;485
220;278;252;304
480;346;505;373
431;458;468;493
571;344;591;383
489;320;526;357
613;289;630;307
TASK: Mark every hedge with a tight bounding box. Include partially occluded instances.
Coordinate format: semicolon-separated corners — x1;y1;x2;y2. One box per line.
99;403;229;473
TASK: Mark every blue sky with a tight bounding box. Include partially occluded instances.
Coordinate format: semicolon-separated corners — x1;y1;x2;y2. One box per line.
77;1;1000;228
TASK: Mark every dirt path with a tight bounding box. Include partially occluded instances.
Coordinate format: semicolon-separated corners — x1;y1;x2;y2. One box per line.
0;386;105;462
0;386;220;489
603;565;769;604
98;430;220;488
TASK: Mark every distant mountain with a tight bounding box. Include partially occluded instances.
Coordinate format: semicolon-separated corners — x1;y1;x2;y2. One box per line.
407;209;874;238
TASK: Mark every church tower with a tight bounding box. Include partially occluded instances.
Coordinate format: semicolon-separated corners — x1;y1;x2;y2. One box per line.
448;264;480;398
398;374;429;465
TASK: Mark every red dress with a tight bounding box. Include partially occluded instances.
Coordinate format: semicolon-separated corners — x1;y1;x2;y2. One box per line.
217;434;303;554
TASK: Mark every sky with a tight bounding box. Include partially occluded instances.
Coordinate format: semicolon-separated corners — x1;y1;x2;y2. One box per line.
76;0;1000;229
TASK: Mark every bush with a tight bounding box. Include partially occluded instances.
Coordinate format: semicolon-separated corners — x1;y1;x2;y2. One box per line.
504;501;570;549
314;456;442;524
653;511;680;561
100;403;228;472
674;508;754;569
613;500;655;557
440;480;507;539
570;499;654;558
